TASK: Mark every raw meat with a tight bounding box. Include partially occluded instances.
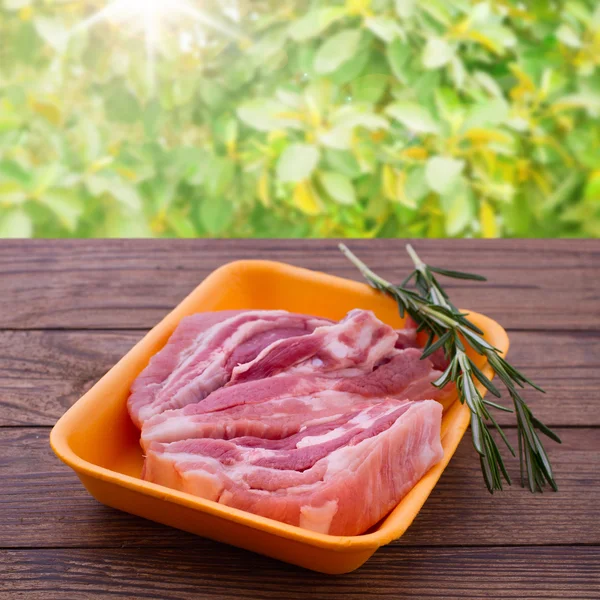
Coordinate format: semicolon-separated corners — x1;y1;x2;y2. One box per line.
229;309;398;384
128;310;330;428
141;347;453;449
129;308;448;536
143;399;443;535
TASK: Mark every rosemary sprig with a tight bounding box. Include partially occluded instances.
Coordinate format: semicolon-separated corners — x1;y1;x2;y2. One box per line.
339;243;560;494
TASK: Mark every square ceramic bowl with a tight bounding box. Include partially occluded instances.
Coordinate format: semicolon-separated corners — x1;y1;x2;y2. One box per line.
50;260;509;574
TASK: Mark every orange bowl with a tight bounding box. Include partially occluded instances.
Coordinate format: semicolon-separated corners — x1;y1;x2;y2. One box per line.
50;260;509;574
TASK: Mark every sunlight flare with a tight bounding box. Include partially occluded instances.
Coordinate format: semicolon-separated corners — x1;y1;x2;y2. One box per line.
69;0;242;92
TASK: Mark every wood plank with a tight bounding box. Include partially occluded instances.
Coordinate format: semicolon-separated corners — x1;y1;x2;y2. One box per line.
1;329;597;426
0;330;137;426
1;546;598;599
0;240;598;330
2;428;597;549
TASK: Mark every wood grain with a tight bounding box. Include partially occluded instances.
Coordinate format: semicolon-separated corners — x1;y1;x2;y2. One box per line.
1;240;599;598
1;546;598;600
2;428;597;549
1;240;598;330
1;329;597;426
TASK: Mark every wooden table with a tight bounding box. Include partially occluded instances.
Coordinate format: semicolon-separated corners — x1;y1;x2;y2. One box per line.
1;240;599;599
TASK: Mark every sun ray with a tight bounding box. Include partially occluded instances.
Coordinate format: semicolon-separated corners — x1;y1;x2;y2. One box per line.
171;0;245;40
144;6;159;94
67;0;244;93
70;0;129;35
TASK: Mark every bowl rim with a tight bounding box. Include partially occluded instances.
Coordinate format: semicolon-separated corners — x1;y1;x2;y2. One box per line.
50;259;509;552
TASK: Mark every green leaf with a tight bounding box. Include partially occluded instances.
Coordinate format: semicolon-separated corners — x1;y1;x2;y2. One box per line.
213;115;238;148
426;157;465;194
435;87;465;124
42;190;83;231
14;22;39;64
276;144;320;183
395;0;415;19
386;39;412;83
405;167;429;205
276;88;303;110
480;199;498;238
422;38;454;69
314;29;362;75
288;7;345;41
475;25;518;54
328;49;371;85
318;127;353;150
449;57;467;90
554;92;600;112
237;98;301;132
473;71;504;98
304;80;335;115
584;172;600;202
565;1;594;26
200;198;234;235
543;171;583;214
223;58;256;91
32;165;60;197
462;98;509;131
556;24;582;48
0;100;23;132
105;208;152;238
0;160;32;187
441;178;475;236
386;102;440;134
318;171;356;205
0;182;27;205
330;104;389;131
351;53;390;104
318;108;385;149
141;99;161;139
246;27;287;63
205;157;235;198
365;17;402;43
325;150;362;179
198;80;226;108
165;147;208;182
34;17;67;52
171;77;196;107
166;211;197;238
0;209;33;238
104;83;141;124
421;0;452;25
86;176;142;211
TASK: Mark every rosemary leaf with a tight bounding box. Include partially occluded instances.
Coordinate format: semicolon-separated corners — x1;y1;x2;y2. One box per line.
339;243;559;494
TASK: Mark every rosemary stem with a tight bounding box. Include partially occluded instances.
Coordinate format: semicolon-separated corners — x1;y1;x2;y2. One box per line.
406;244;424;270
339;243;559;494
339;243;393;290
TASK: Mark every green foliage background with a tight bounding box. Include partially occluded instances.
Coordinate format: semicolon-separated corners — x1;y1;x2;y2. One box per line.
1;0;599;238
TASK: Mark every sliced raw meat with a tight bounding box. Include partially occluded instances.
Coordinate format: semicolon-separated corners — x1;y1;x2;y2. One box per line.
229;309;397;384
128;310;330;428
141;391;395;451
394;317;449;371
143;399;443;536
141;347;453;449
395;317;419;349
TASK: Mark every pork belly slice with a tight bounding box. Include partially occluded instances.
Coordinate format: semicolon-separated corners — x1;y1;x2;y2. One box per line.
394;317;449;371
141;347;453;448
143;399;443;536
395;317;419;349
229;309;397;385
142;386;382;451
128;310;330;428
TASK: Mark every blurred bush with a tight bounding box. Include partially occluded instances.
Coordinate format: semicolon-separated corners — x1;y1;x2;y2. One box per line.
0;0;599;238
